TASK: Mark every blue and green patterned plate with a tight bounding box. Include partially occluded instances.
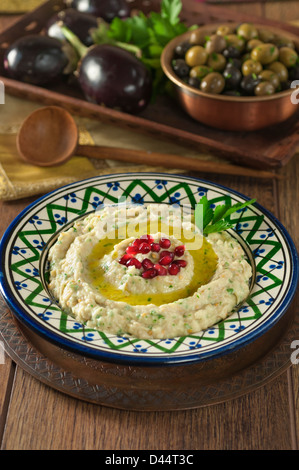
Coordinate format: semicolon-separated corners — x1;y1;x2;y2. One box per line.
0;173;298;365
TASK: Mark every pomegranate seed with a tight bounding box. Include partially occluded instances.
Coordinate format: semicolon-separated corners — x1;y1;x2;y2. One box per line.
174;245;185;257
168;263;180;275
139;242;151;254
173;259;187;268
154;264;167;276
160;250;174;259
151;243;161;252
132;238;142;248
159;237;171;249
142;268;158;279
127;258;142;269
141;234;154;244
142;258;154;270
126;245;139;255
159;250;174;264
159;254;174;266
119;254;133;265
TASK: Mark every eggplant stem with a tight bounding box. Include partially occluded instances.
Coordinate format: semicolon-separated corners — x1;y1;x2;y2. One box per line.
114;41;142;58
61;24;141;59
60;25;88;58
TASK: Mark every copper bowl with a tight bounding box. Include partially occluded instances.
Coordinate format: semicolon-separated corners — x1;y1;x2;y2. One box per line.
161;23;299;131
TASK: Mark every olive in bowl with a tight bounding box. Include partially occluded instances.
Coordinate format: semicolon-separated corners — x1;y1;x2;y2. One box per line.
161;22;299;131
200;72;225;94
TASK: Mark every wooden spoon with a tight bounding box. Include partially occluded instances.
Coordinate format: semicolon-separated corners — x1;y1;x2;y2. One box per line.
16;106;282;180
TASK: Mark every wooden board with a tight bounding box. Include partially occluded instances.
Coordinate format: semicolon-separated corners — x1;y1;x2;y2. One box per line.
0;0;298;170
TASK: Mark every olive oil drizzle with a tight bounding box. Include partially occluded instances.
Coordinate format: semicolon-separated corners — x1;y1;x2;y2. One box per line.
87;224;218;307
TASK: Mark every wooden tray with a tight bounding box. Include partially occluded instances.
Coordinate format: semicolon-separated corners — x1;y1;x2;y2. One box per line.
1;293;298;410
0;0;299;170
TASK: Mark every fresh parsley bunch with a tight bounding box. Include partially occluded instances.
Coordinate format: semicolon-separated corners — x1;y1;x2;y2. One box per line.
92;0;192;96
196;195;256;236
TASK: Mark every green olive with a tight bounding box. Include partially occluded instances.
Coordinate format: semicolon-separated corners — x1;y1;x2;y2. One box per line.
279;46;298;68
200;72;225;94
216;24;235;36
251;43;279;65
189;29;207;46
266;61;288;82
258;70;280;90
225;34;245;52
242;59;262;76
185;45;208;67
246;38;263;52
258;29;275;43
237;23;259;41
254;81;275;96
190;65;211;79
207;52;226;71
205;34;227;54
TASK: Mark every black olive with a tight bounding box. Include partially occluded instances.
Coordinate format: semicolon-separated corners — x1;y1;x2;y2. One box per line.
172;59;190;78
222;90;241;96
223;46;241;59
187;76;200;88
289;65;299;81
280;80;292;90
240;74;261;95
174;40;192;58
226;57;242;70
223;66;242;90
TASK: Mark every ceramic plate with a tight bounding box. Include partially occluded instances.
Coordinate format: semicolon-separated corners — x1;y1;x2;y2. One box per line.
0;173;298;365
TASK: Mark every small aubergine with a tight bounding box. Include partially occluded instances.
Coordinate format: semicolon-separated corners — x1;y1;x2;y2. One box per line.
3;35;77;85
67;0;130;22
62;27;152;114
46;8;98;47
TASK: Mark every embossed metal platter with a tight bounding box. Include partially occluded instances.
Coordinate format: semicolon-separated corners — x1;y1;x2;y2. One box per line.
0;173;298;367
0;303;298;410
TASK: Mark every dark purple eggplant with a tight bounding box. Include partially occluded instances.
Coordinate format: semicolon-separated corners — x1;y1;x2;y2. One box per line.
78;44;152;113
3;35;77;85
61;27;152;114
67;0;130;22
46;8;98;47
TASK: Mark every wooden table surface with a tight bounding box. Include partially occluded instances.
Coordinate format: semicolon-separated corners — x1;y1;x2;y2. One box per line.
0;3;298;451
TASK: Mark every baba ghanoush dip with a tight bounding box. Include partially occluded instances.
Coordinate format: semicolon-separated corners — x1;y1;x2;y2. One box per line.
48;203;252;339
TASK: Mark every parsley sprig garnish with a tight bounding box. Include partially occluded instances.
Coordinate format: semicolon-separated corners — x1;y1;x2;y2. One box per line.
196;196;256;236
91;0;194;96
